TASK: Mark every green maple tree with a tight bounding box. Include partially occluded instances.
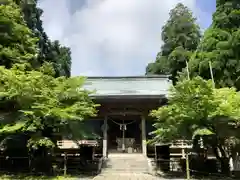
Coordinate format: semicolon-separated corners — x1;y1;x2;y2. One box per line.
0;63;98;149
150;77;240;171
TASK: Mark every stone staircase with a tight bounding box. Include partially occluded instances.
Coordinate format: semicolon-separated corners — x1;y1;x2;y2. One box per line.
102;153;149;173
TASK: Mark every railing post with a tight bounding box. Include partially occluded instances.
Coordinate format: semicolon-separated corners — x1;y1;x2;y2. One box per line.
181;140;185;158
186;151;190;179
64;152;67;176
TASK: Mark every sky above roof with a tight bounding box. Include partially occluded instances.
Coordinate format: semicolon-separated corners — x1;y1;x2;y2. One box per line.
38;0;216;77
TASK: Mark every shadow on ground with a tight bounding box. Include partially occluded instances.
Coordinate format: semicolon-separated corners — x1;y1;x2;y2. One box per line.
156;171;236;180
0;173;95;180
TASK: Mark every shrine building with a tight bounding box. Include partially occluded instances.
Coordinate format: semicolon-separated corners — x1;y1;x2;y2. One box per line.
82;75;171;157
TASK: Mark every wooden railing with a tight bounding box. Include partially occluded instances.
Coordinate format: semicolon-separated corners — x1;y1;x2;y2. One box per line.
169;140;192;158
169;140;215;159
170;140;192;148
57;140;98;149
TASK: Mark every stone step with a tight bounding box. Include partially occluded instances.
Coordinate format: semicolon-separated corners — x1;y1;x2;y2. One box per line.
104;153;149;173
106;165;149;169
92;173;159;180
107;166;148;169
103;167;149;172
103;168;149;172
103;170;149;174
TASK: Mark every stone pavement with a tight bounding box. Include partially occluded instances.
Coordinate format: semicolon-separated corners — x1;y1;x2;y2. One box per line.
92;172;163;180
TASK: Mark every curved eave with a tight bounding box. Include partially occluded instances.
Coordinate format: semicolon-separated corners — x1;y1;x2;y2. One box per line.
89;94;167;100
86;75;170;79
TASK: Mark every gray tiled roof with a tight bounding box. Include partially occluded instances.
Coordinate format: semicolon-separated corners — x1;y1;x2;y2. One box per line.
83;76;171;97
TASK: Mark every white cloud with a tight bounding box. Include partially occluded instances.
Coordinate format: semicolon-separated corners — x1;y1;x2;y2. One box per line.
38;0;202;76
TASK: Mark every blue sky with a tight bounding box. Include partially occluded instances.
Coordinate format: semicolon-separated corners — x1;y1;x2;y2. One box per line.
196;0;216;29
38;0;216;77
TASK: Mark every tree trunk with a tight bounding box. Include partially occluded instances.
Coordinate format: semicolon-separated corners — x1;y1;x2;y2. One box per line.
212;145;230;175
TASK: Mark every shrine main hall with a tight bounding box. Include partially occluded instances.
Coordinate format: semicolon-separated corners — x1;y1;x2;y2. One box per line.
82;75;171;157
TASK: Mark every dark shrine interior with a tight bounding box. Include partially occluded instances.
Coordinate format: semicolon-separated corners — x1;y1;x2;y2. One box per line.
107;115;142;151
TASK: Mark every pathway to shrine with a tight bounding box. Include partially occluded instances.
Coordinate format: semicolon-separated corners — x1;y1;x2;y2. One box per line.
91;154;177;180
92;173;163;180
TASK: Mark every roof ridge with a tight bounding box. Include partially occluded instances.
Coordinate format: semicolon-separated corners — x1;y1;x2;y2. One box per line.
86;75;170;79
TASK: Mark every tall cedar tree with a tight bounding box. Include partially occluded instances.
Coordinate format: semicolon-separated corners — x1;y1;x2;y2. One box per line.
14;0;71;77
0;0;38;68
189;0;240;90
146;3;201;84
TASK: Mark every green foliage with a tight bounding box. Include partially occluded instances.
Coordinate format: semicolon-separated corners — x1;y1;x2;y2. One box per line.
146;3;201;84
0;63;98;149
212;87;240;119
151;77;240;148
193;128;214;138
189;0;240;90
60;121;100;140
46;41;71;77
0;0;38;68
151;77;216;142
27;137;54;150
15;0;72;77
0;0;90;151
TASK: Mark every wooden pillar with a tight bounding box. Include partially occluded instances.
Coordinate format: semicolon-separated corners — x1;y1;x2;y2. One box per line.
103;115;108;158
141;115;147;156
